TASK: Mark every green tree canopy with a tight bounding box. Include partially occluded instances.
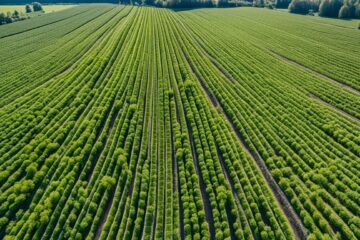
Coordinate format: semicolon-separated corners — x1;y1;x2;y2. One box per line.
319;0;342;17
33;2;44;12
289;0;312;13
25;4;33;13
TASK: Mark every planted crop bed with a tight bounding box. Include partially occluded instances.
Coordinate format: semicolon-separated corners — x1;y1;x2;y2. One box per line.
0;5;359;240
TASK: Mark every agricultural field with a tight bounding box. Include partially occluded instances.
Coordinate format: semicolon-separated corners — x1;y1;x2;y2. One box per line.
0;4;359;240
0;4;76;13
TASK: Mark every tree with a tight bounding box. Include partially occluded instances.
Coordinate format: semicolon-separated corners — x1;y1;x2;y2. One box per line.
26;4;32;13
253;0;265;7
338;0;360;18
276;0;292;8
0;217;9;233
319;0;342;17
5;12;13;24
289;0;312;13
354;2;360;17
33;2;44;12
100;176;116;190
0;13;5;25
12;10;20;19
25;163;37;179
338;4;352;17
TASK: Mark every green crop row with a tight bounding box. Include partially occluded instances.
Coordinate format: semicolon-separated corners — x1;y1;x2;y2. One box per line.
178;7;360;240
0;5;358;240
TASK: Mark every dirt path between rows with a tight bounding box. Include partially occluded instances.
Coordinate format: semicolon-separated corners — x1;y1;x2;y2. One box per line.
177;20;236;85
309;94;360;124
270;51;360;95
185;111;216;240
94;189;115;239
173;17;307;239
215;145;256;240
92;103;123;240
194;68;308;240
199;48;236;84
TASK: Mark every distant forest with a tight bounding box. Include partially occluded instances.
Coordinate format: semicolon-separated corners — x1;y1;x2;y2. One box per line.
1;0;359;17
0;0;120;4
0;0;248;8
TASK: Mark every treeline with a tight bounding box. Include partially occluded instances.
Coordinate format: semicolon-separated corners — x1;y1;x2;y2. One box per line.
0;0;118;3
285;0;360;18
0;0;359;18
123;0;247;8
0;11;27;25
131;0;360;14
0;0;243;7
0;2;43;25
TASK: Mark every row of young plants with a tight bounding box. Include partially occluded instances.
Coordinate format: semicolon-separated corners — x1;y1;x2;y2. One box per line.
0;6;129;188
166;9;298;240
178;10;360;154
0;5;98;39
0;6;133;177
0;6;135;173
182;10;360;120
159;10;209;239
0;6;140;239
189;9;360;91
0;6;128;107
1;5;358;240
184;10;360;157
0;6;116;75
109;9;157;240
107;9;202;239
177;9;360;239
62;11;145;239
66;8;180;240
156;10;212;238
179;9;358;152
93;11;148;238
211;8;360;56
0;5;302;239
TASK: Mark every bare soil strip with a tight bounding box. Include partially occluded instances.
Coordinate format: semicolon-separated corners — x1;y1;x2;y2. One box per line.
178;20;236;84
185;115;216;240
215;145;256;240
270;51;360;95
171;94;185;240
151;43;159;240
309;94;360;124
200;50;236;84
0;8;92;39
94;190;115;240
179;26;307;237
193;67;308;240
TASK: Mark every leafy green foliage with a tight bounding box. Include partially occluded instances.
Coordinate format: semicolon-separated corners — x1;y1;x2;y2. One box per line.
289;0;316;13
0;5;359;240
319;0;342;17
32;2;44;12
